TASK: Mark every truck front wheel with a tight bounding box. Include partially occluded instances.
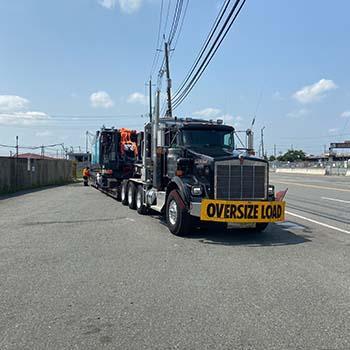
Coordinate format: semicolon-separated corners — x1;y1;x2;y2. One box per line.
166;190;191;236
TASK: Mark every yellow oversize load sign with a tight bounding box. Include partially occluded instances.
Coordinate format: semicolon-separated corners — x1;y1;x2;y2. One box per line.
200;200;286;223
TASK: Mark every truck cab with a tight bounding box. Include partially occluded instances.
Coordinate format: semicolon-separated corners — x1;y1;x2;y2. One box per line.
122;117;285;236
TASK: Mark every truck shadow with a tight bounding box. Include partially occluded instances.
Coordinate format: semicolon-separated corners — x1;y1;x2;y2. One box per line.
0;182;80;200
184;222;312;247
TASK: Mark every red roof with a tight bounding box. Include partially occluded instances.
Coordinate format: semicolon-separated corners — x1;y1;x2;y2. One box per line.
17;153;55;160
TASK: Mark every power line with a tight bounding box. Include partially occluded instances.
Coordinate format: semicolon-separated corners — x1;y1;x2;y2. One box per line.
154;0;189;94
172;0;247;110
150;0;164;78
168;0;183;45
162;0;172;39
171;0;189;52
50;114;143;119
276;133;350;140
171;0;232;102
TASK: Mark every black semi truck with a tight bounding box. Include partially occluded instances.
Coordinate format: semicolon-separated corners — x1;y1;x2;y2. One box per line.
119;114;286;236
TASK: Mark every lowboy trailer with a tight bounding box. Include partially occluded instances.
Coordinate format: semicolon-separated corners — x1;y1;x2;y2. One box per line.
90;127;142;198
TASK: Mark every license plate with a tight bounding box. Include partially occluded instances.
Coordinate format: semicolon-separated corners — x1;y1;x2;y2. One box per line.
200;200;285;223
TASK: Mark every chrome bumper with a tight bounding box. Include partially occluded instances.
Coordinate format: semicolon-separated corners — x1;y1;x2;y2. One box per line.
189;202;201;217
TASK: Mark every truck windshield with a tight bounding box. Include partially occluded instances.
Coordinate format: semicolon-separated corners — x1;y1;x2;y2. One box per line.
181;129;234;149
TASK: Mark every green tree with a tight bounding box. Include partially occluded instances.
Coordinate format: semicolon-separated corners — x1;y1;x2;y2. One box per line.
269;155;276;161
277;149;306;162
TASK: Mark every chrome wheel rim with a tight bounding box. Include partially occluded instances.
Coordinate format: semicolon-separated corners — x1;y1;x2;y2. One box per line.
168;200;178;226
128;187;133;204
121;185;126;200
136;190;142;208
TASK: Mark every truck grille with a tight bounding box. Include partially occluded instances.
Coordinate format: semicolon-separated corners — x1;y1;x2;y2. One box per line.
215;160;267;200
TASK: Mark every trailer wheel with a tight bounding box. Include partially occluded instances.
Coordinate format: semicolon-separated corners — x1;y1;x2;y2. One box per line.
166;190;191;236
128;182;136;209
136;185;148;215
121;181;128;205
251;223;269;233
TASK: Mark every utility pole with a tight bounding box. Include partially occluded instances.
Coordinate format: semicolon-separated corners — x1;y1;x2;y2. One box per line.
164;42;173;118
15;136;19;192
85;131;89;153
148;79;153;122
261;127;265;159
274;144;277;158
15;136;19;158
41;145;45;159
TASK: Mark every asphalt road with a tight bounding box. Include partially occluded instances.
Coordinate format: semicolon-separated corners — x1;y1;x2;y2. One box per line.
270;172;350;234
0;175;350;349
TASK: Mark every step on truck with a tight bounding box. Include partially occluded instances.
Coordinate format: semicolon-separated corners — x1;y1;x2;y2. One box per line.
91;127;142;198
121;114;286;236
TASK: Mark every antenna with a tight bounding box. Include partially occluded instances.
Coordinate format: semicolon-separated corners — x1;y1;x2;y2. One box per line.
250;116;255;129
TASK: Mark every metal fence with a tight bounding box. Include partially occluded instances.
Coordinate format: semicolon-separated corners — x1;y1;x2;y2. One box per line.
0;157;75;194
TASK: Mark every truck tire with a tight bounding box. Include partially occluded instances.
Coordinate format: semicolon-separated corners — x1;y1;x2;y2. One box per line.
136;185;148;215
128;182;136;209
166;190;191;236
121;181;128;205
251;223;269;233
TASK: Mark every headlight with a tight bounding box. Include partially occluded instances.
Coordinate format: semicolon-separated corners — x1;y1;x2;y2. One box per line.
191;185;203;196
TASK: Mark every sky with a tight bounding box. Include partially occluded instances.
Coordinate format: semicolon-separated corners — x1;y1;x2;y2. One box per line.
1;0;350;157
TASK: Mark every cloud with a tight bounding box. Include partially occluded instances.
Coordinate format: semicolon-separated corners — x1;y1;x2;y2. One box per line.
98;0;142;13
0;111;50;126
293;79;337;104
287;108;309;118
193;108;221;118
0;94;50;125
222;114;243;128
127;92;147;105
98;0;117;9
90;91;114;108
119;0;142;13
328;128;339;134
35;130;52;137
341;110;350;118
0;95;30;112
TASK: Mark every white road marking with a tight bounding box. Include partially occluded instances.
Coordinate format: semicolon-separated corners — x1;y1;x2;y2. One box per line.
285;210;350;235
273;181;350;193
321;196;350;204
